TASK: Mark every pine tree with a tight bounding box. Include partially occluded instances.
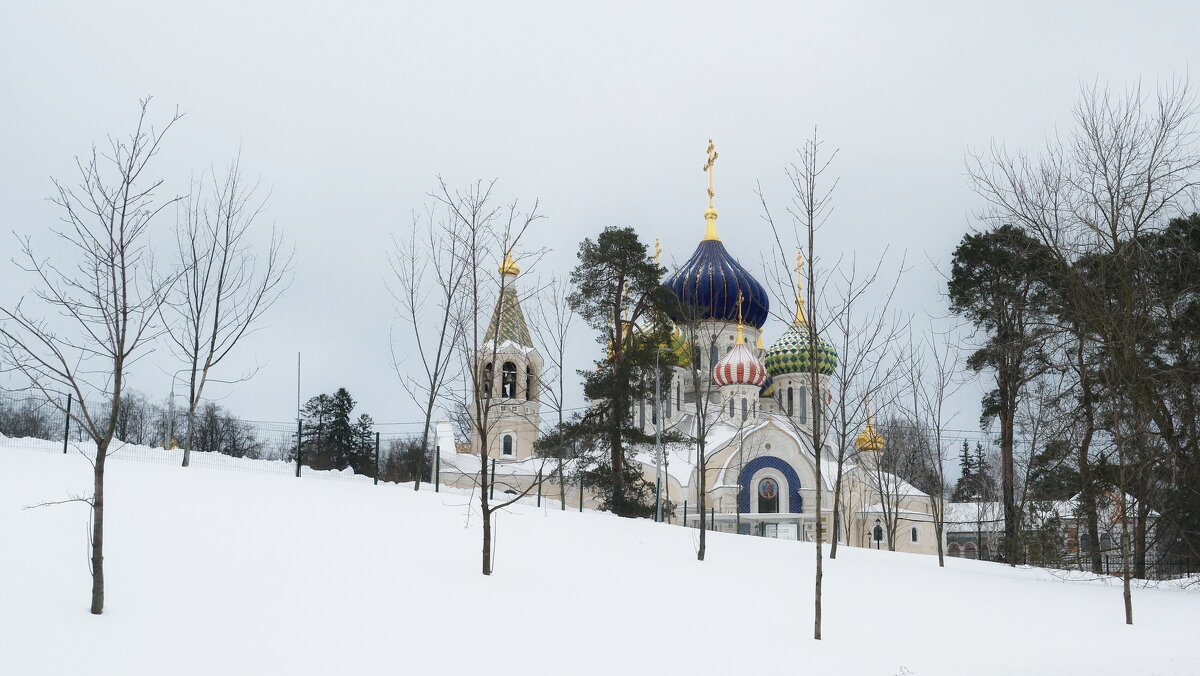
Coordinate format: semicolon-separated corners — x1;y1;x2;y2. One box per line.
950;440;975;502
567;227;673;517
299;388;370;472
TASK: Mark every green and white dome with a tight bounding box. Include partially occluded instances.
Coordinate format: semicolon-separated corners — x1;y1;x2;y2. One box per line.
764;322;838;377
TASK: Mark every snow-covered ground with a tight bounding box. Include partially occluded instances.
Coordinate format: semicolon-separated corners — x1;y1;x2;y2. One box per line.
2;443;1197;676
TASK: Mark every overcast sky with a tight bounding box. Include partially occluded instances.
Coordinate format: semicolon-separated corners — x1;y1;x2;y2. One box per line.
2;2;1196;438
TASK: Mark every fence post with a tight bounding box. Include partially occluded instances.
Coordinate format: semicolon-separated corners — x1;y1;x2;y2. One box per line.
536;470;542;507
295;421;302;478
62;394;72;454
489;459;495;499
374;432;380;486
434;448;440;493
711;507;715;532
578;474;583;512
684;500;689;527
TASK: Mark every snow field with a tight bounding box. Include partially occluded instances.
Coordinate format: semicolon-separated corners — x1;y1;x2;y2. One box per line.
1;447;1197;676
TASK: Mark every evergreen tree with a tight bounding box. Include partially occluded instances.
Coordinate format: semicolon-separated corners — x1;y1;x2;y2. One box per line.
950;440;975;502
299;388;370;472
567;227;673;517
352;413;376;476
949;224;1053;562
1026;439;1081;502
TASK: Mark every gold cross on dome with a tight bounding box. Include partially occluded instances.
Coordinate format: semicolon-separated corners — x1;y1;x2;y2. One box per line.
654;238;662;265
703;139;719;205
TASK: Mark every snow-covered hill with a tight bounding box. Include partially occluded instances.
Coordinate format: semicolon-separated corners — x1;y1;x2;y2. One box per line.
2;446;1196;676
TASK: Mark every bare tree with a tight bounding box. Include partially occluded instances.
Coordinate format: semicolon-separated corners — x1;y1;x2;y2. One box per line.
760;128;838;640
163;155;292;467
528;277;577;509
821;254;907;558
390;201;468;491
439;177;550;575
0;99;181;614
907;325;965;567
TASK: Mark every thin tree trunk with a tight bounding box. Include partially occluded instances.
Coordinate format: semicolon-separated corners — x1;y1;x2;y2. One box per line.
90;442;107;615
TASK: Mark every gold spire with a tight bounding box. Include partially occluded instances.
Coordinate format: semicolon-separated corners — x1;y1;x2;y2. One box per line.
855;394;885;452
756;329;764;351
702;139;720;241
499;250;520;276
654;238;662;265
793;251;807;325
734;291;745;344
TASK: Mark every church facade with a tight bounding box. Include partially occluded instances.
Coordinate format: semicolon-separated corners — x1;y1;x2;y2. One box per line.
437;145;939;556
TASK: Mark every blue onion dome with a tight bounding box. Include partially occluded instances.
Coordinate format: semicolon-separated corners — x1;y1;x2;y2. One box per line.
664;238;770;328
764;321;838;377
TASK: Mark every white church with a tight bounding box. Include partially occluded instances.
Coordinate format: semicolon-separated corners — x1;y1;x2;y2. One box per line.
436;147;939;556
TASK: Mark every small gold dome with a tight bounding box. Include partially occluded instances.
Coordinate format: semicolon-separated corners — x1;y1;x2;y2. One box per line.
854;420;885;452
499;251;520;276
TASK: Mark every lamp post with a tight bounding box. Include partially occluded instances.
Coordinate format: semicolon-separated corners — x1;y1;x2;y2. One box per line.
166;367;190;452
654;347;672;523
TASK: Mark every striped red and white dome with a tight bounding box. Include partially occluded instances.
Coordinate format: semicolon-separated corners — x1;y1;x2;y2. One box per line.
713;342;768;388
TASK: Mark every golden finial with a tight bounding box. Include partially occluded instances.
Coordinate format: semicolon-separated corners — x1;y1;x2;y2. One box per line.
793;251;807;325
654;238;662;265
702;139;720;241
756;329;764;351
855;394;885;452
499;250;520;276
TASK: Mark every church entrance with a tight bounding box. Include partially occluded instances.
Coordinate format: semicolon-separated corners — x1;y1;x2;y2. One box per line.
757;477;779;513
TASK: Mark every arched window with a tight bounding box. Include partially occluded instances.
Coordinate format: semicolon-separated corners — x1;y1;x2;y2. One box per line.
709;344;718;368
797;385;808;423
502;434;514;456
525;366;534;400
948;543;961;557
501;362;517;398
757;478;779;514
964;542;978;559
787;386;794;416
639;399;645;429
676;383;681;412
741;397;748;420
728;400;734;417
911;526;919;543
482;363;494;398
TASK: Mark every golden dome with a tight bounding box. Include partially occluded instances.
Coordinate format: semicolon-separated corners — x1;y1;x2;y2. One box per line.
854;420;885;452
499;251;520;276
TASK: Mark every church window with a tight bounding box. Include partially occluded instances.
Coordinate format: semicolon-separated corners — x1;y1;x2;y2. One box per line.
482;363;494;398
676;383;681;412
501;362;517;398
911;526;919;543
502;434;514;457
797;385;808;423
741;397;747;420
757;477;779;514
525;366;534;400
728;400;734;417
964;542;978;559
709;344;718;368
639;399;645;429
787;386;794;416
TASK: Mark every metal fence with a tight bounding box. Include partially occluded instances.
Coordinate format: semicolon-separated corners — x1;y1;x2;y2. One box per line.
0;390;429;485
